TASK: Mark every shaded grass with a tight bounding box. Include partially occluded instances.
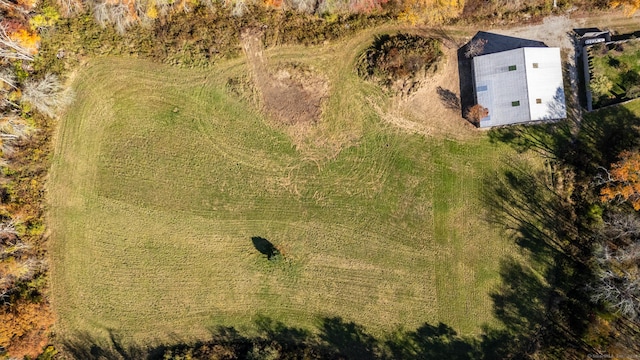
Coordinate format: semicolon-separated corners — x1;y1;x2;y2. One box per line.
48;32;521;346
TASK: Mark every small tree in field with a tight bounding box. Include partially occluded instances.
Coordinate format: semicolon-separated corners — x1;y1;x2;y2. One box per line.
465;104;488;126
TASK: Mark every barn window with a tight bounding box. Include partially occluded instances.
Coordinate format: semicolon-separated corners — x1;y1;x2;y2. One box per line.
536;98;542;104
508;65;517;71
512;101;520;107
533;63;539;68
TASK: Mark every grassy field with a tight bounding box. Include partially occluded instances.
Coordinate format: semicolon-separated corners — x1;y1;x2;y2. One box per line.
48;30;522;346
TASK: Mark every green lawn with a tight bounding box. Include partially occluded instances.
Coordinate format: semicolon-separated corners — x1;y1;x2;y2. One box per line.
48;32;521;346
589;40;640;107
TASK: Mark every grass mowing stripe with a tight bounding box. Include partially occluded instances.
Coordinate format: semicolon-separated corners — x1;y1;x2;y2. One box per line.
49;34;524;345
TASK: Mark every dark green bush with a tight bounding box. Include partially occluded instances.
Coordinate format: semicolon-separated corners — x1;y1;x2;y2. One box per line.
356;33;442;94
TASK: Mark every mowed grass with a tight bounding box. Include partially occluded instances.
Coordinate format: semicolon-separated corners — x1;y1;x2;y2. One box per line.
49;32;521;345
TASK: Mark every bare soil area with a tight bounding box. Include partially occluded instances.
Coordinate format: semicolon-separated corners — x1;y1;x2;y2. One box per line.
241;30;328;139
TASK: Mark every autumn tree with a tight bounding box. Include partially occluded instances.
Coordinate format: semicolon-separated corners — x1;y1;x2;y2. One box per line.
29;6;61;30
611;0;640;15
398;0;465;25
0;300;54;359
465;104;488;126
600;151;640;210
0;24;35;61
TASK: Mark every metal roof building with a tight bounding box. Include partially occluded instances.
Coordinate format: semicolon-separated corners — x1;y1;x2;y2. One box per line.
472;47;566;128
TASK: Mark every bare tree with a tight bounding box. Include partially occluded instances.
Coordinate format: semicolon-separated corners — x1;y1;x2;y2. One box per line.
602;213;640;242
57;0;84;16
285;0;317;13
0;220;18;238
92;0;138;34
0;67;19;111
231;0;248;17
0;67;17;90
0;240;30;260
465;38;488;58
22;74;74;118
0;24;34;62
153;0;173;16
591;242;640;320
0;115;34;155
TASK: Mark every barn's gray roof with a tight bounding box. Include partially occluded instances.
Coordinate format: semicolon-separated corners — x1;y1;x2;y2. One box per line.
472;47;566;128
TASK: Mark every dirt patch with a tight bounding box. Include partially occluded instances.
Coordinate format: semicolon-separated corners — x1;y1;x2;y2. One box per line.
373;44;478;140
265;63;328;125
241;29;328;136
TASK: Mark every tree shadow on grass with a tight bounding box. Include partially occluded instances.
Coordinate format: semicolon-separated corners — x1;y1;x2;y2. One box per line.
251;236;280;260
386;323;480;360
574;106;640;175
59;316;489;359
482;104;640;357
488;104;640;176
319;317;380;360
60;332;148;360
480;157;597;357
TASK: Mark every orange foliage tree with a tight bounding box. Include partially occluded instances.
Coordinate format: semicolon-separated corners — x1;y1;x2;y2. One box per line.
465;103;488;126
263;0;283;8
1;20;40;56
600;150;640;210
8;28;40;53
611;0;640;15
0;300;54;359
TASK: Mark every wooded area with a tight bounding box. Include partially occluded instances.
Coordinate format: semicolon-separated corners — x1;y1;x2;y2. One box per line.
0;0;638;357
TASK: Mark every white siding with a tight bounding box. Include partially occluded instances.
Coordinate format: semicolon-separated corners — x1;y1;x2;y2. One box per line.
524;47;566;121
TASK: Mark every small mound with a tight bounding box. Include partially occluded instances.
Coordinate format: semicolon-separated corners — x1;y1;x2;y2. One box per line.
263;62;328;125
356;34;443;96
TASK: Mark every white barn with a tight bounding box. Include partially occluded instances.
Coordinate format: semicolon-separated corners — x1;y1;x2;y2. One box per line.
472;47;566;128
